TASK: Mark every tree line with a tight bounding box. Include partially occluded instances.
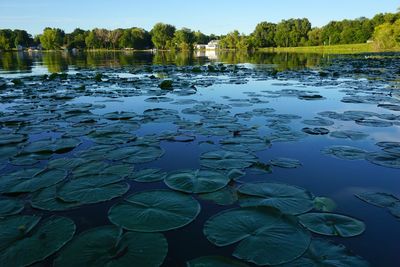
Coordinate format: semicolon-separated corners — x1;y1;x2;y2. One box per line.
1;11;399;51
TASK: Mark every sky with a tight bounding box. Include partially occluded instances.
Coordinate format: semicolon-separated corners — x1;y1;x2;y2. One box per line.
0;0;399;35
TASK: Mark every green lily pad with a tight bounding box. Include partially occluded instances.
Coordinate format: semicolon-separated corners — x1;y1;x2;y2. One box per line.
57;178;129;204
31;186;81;211
270;158;302;168
108;189;200;232
0;199;24;217
106;145;164;164
280;239;369;267
0;215;75;267
199;186;238;206
322;146;367;160
238;183;314;215
0;133;27;146
187;256;249;267
54;226;167;267
298;213;365;237
200;150;257;170
365;152;400;169
204;207;311;265
88;130;136;145
23;138;81;154
128;168;167;182
355;192;399;208
330;130;368;140
314;197;337;212
0;168;67;193
164;169;230;193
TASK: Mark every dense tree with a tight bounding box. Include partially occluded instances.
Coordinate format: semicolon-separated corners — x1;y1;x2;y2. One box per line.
194;31;210;44
373;20;400;49
65;28;87;49
173;28;195;50
13;30;32;48
252;22;276;47
274;18;311;47
307;28;323;46
40;28;64;50
150;23;176;50
119;28;152;49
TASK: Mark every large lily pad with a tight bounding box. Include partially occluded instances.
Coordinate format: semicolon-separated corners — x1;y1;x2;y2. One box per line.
322;146;367;160
0;215;75;267
31;186;81;211
22;138;81;154
203;207;311;265
187;256;249;267
238;183;314;215
330;130;368;140
200;150;257;170
164;169;230;193
0;199;24;217
108;189;200;232
280;239;369;267
356;191;400;219
0;168;67;193
199;186;238;206
54;226;167;267
365;152;400;169
298;213;365;237
106;145;164;164
128;168;167;182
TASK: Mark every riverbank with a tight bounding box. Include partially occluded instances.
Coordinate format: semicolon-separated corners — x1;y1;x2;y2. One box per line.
258;43;400;54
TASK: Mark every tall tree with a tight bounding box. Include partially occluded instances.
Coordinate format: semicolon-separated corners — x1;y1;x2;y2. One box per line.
252;22;276;47
150;23;176;50
40;28;64;49
173;28;195;50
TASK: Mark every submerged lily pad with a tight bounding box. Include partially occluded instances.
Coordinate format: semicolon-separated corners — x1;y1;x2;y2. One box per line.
0;215;75;267
355;118;392;127
106;145;164;164
187;256;249;267
322;146;367;160
200;150;257;170
54;226;167;267
238;183;314;215
129;168;167;182
0;199;24;216
199;186;238;206
365;152;400;169
280;239;369;267
108;189;200;232
314;197;337;212
356;191;400;219
204;207;311;265
298;213;365;237
164;169;230;193
330;130;368;140
270;158;302;168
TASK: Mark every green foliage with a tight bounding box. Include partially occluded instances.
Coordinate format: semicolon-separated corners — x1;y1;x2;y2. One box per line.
373;20;400;49
0;29;33;50
40;28;65;50
119;28;152;49
150;23;176;50
173;28;195;50
252;22;276;47
274;18;311;47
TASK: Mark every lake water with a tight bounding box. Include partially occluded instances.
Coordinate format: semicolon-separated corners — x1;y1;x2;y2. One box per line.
0;50;399;267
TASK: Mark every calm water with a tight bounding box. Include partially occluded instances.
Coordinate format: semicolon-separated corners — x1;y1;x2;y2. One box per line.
0;51;399;266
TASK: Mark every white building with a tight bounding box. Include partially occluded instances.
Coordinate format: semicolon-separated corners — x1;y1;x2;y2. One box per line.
195;40;220;50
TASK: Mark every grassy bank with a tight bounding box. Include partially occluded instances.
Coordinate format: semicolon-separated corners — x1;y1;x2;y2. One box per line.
258;43;400;54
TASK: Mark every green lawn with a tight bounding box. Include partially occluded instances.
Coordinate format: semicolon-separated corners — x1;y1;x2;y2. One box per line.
258;43;400;54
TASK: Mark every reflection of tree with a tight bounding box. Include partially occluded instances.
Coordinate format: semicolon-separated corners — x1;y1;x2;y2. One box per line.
42;52;69;73
0;52;33;71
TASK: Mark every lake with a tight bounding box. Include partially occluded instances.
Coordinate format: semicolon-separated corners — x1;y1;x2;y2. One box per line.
0;50;399;267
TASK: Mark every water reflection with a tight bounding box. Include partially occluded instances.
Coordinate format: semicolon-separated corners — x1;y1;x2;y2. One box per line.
0;50;335;75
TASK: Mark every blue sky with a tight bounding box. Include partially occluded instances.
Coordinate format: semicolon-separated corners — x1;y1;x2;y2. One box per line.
0;0;399;35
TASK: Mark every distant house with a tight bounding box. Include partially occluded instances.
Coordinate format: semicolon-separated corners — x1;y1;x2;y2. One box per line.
195;40;220;50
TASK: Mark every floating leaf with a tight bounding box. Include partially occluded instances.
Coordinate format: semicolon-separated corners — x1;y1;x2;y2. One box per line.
54;226;167;267
23;138;81;154
302;127;329;135
322;146;367;160
200;150;257;170
0;199;24;217
298;213;365;237
199;186;238;206
280;239;369;267
330;130;368;140
238;183;314;215
270;158;302;168
366;152;400;169
314;197;337;212
106;145;164;164
108;189;200;232
0;215;75;267
129;168;167;182
164;169;230;193
204;207;311;265
31;186;81;211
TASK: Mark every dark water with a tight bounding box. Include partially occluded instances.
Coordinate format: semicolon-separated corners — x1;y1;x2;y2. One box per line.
0;51;399;266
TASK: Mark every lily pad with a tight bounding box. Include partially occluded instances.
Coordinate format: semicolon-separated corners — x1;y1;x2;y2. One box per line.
54;226;167;267
22;138;81;154
199;186;238;206
238;183;314;215
314;197;337;212
270;158;302;168
366;152;400;169
322;146;367;160
0;199;24;217
0;215;75;267
200;150;257;170
355;192;399;208
330;130;368;140
187;256;249;267
108;189;200;232
203;207;311;265
164;169;230;193
106;145;164;164
280;239;369;267
302;127;329;135
31;186;81;211
298;213;365;237
128;168;167;182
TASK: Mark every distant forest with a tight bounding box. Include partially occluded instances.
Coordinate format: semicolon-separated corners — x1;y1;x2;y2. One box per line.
1;11;399;51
